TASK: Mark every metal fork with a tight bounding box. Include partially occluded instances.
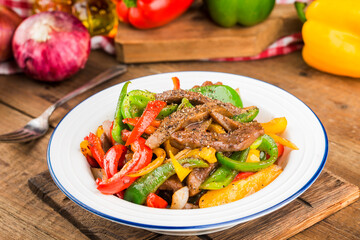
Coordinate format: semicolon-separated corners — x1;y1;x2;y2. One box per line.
0;64;127;143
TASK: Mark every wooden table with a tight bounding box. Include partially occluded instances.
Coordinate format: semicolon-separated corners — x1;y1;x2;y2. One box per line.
0;50;359;239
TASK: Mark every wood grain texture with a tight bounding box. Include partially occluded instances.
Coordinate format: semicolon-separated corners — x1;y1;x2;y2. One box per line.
0;47;359;239
115;4;302;63
28;170;359;240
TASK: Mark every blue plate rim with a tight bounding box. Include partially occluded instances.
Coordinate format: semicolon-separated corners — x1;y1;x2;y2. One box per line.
47;71;328;231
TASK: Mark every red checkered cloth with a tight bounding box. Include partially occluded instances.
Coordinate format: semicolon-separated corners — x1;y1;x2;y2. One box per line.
0;0;308;75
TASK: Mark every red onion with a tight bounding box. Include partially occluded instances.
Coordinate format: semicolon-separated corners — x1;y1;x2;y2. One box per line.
0;5;22;62
12;11;90;82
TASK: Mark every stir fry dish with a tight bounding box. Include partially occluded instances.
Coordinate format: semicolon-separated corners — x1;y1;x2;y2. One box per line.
80;78;298;209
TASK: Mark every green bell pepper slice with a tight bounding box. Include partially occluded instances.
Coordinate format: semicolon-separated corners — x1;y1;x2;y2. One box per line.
121;90;178;129
111;81;131;144
217;134;279;172
233;107;259;123
205;0;275;27
189;85;243;108
200;148;249;190
177;98;194;111
124;158;209;205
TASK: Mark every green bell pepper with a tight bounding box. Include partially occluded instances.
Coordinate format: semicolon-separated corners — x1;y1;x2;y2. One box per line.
189;85;243;108
111;81;131;144
200;148;249;190
124;158;209;205
233;107;259;123
121;90;178;129
177;98;194;111
205;0;276;27
217;134;278;172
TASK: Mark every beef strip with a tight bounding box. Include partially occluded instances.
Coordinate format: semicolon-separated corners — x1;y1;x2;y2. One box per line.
210;111;242;132
170;121;264;152
155;89;246;115
187;163;217;197
159;175;183;192
145;103;211;149
184;119;212;132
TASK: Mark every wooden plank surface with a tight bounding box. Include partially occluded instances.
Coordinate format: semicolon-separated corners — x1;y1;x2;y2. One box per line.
115;4;302;63
28;170;359;239
0;49;359;239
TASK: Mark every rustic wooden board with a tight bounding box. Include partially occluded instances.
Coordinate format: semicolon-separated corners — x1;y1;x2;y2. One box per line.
28;170;359;240
115;4;303;63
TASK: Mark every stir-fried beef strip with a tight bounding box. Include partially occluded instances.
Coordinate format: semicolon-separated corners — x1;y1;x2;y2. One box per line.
159;175;183;192
145;103;211;149
184;119;212;132
187;163;217;197
210;111;242;132
155;89;246;115
170;122;264;152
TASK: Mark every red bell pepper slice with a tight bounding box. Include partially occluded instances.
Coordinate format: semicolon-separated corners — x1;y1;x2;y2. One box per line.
97;137;152;194
125;100;166;146
172;77;180;90
85;133;105;168
85;155;99;168
232;172;255;182
146;193;168;208
122;118;158;135
103;145;127;179
116;0;194;29
277;142;284;158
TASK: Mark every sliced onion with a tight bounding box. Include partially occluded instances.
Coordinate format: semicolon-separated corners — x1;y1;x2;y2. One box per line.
171;186;189;209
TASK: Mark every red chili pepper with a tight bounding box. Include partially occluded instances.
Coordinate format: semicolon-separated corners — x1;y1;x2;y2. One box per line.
116;0;194;29
103;145;127;179
146;193;168;208
232;172;255;182
85;133;105;168
126;100;166;146
97;137;152;194
172;77;180;90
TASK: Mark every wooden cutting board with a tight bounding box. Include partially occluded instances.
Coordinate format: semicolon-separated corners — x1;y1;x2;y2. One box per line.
28;170;359;240
114;3;303;63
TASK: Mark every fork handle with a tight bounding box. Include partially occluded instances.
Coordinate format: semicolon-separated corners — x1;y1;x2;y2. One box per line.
43;64;127;118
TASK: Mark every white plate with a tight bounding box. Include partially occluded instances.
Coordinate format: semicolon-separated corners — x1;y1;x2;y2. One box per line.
47;71;328;236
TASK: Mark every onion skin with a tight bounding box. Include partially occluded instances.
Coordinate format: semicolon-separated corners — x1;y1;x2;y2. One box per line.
12;11;90;82
0;5;22;62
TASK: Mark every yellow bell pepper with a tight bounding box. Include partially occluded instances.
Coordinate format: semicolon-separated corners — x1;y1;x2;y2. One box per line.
246;149;260;163
127;148;166;177
80;140;92;157
261;117;287;134
181;147;217;164
96;125;104;138
296;0;360;78
199;164;282;208
268;133;299;150
169;150;192;182
164;140;179;158
208;123;226;134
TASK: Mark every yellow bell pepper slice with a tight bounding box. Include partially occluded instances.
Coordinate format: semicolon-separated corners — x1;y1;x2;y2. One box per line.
208;123;226;133
164;140;179;158
198;147;217;163
181;147;217;164
199;164;283;208
169;150;192;182
261;117;287;134
246;149;260;163
268;133;299;150
80;140;92;157
127;148;166;177
96;125;104;138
